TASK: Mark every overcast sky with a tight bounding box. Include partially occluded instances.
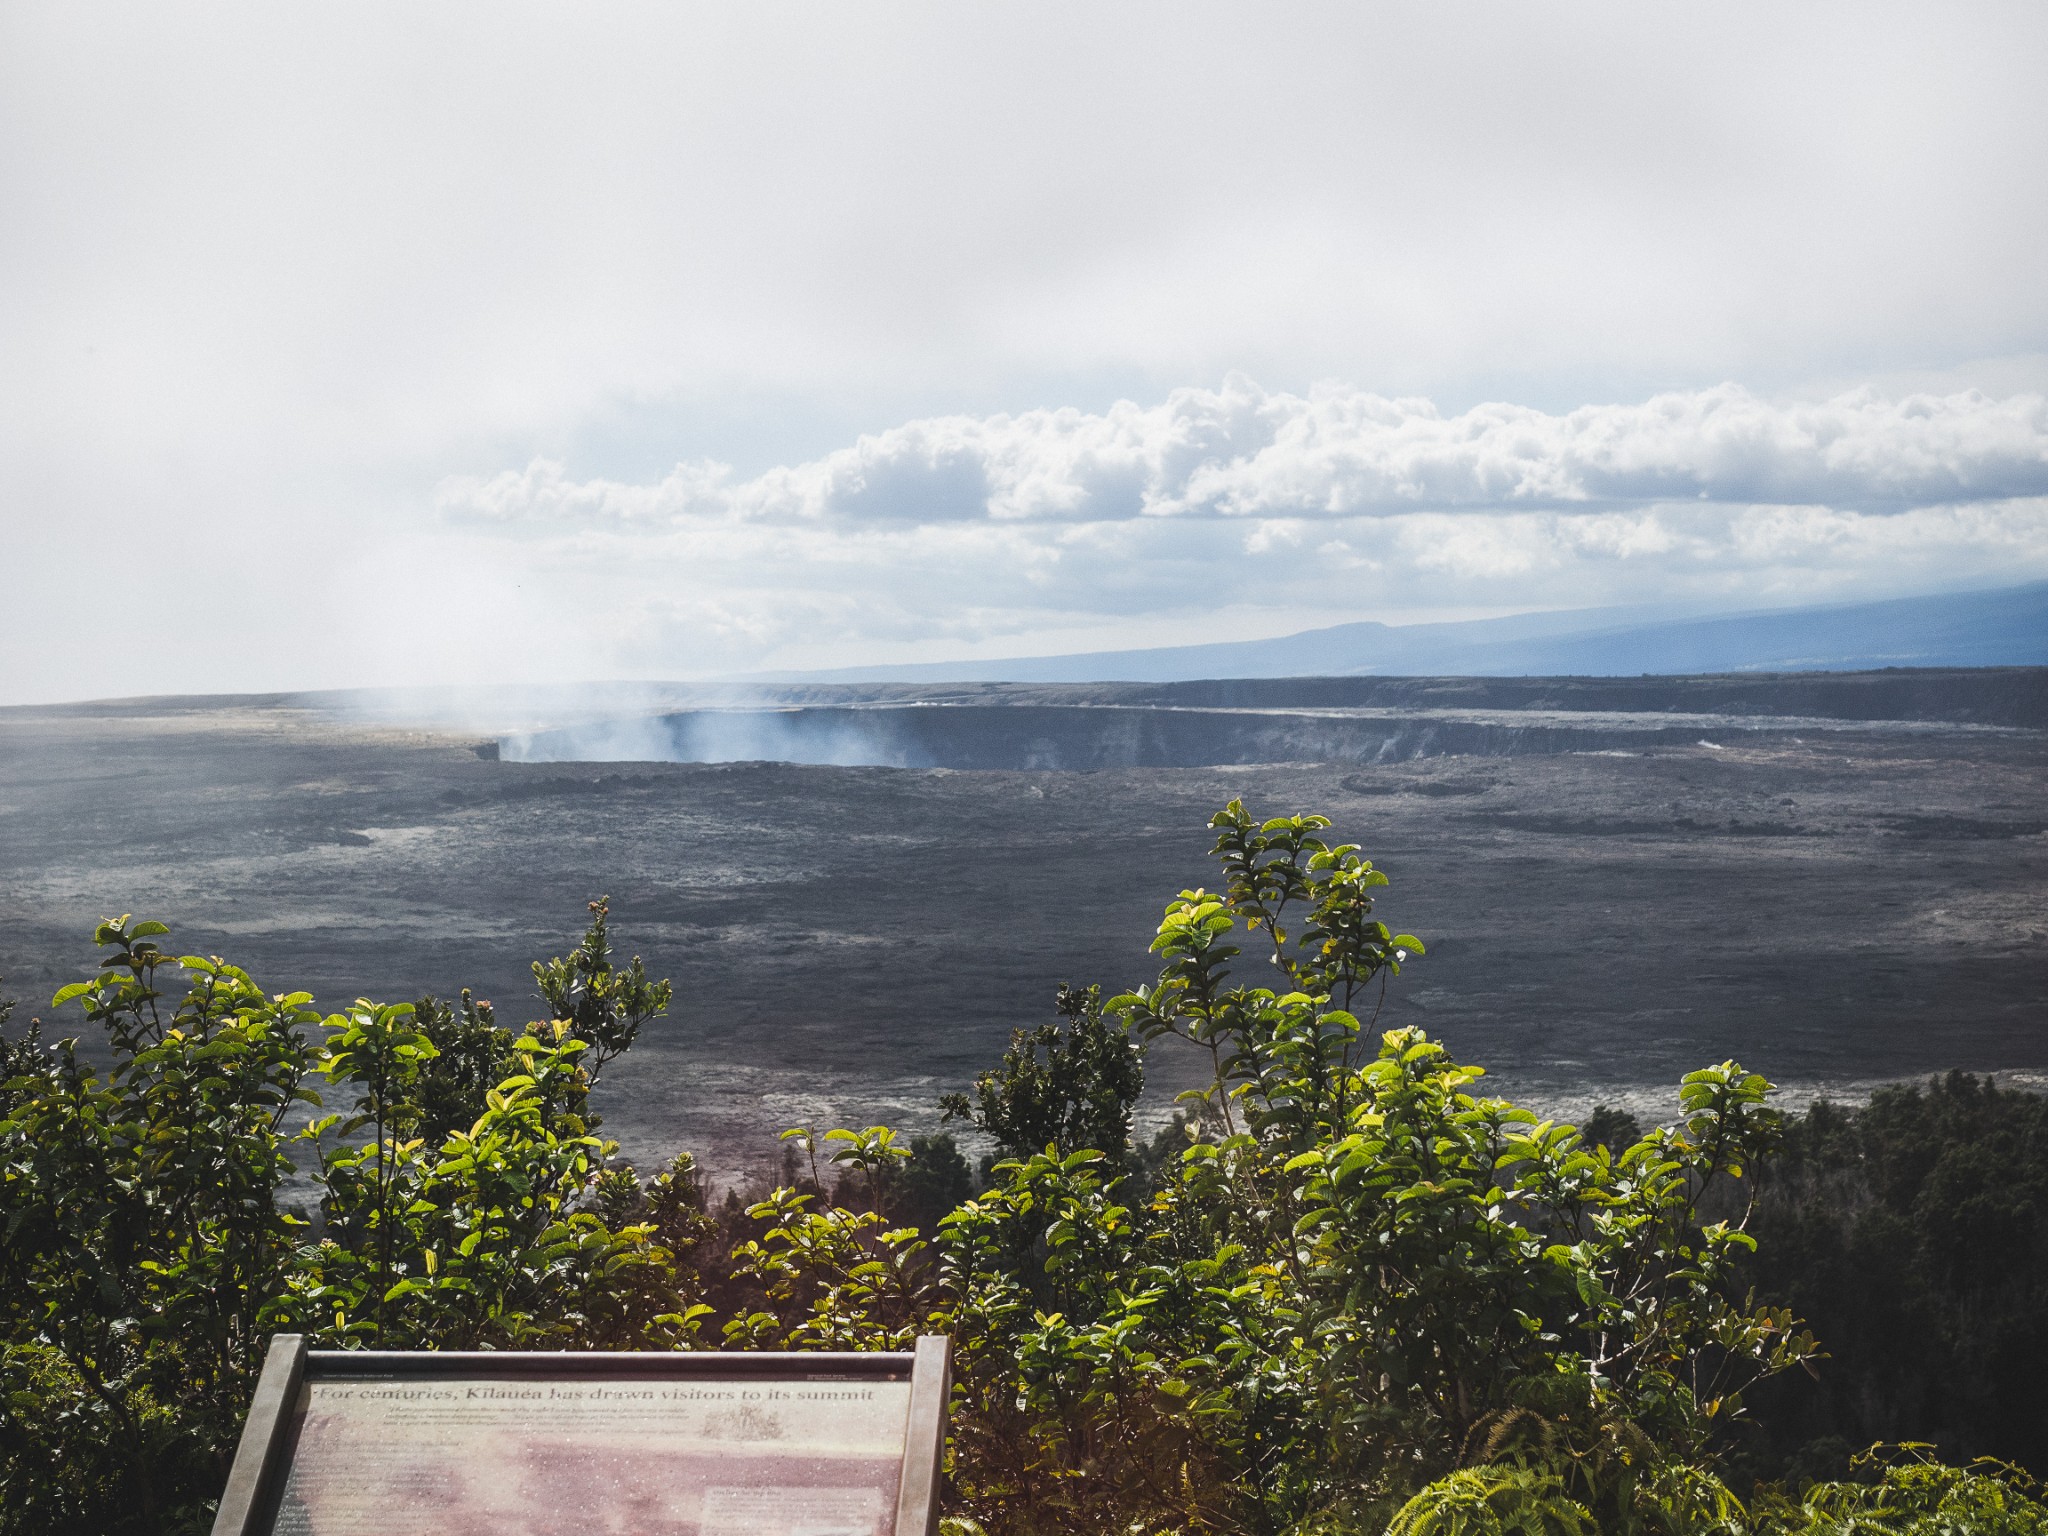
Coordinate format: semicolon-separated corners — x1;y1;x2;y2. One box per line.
4;2;2046;702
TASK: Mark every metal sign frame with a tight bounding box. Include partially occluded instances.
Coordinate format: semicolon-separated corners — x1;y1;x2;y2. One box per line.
211;1334;951;1536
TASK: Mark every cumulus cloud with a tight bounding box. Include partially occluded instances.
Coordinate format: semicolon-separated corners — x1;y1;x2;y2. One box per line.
421;381;2048;677
439;381;2048;532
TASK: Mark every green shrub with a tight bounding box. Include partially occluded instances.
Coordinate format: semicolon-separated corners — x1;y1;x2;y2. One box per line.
1385;1466;1594;1536
1745;1076;2048;1474
1754;1445;2048;1534
914;802;1816;1534
0;907;692;1534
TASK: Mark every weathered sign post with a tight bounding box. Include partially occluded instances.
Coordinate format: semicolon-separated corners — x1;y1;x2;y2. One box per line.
210;1334;951;1536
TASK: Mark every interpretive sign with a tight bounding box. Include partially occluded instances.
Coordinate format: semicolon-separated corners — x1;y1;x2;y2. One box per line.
210;1336;951;1536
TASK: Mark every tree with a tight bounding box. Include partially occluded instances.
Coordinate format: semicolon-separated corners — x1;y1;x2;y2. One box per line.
1741;1073;2048;1474
0;905;692;1535
530;895;672;1124
0;922;322;1535
941;982;1144;1179
924;802;1816;1535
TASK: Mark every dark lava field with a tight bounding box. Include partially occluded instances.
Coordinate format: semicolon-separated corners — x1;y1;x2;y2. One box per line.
2;672;2044;1185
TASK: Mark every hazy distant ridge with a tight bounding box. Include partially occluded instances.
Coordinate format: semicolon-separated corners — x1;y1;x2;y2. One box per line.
771;582;2048;684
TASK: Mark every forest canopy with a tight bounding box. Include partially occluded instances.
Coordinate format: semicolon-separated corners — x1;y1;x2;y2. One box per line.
3;800;2045;1536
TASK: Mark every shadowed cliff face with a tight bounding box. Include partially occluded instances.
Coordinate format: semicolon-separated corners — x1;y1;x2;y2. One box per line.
1107;668;2048;728
500;704;1888;769
498;670;2048;769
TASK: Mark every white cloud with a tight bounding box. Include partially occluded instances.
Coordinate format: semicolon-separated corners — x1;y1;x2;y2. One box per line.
440;381;2048;527
418;382;2048;676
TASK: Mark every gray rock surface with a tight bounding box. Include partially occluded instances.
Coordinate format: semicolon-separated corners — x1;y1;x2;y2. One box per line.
2;678;2043;1186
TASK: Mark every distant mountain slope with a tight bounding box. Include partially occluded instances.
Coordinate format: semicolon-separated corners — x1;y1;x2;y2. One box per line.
774;582;2048;683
